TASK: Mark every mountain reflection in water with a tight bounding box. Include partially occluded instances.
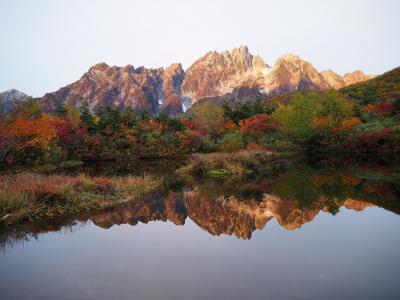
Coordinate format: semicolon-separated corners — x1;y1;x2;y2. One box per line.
91;192;374;240
2;163;399;247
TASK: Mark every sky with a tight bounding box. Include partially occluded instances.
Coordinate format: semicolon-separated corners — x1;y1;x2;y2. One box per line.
0;0;399;97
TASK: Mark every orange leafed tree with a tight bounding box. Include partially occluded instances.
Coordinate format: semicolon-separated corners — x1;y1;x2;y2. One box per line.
339;117;361;131
9;114;57;151
239;114;279;137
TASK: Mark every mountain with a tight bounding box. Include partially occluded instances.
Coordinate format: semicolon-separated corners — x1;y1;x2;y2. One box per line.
343;70;375;86
340;67;400;105
0;89;29;116
40;63;185;115
161;63;185;116
181;46;269;101
33;46;377;115
321;70;346;89
89;189;374;240
263;53;330;96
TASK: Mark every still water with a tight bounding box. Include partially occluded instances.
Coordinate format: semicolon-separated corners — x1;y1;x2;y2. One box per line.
1;163;400;300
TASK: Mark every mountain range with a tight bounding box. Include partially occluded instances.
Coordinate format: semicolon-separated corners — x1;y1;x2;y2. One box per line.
1;46;375;115
0;89;29;116
90;190;373;240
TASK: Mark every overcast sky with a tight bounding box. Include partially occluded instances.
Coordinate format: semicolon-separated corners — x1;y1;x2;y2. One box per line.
0;0;399;97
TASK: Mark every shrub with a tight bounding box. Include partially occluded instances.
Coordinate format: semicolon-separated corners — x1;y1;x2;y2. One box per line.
239;114;279;137
258;135;301;152
191;102;225;136
177;150;280;177
219;131;244;152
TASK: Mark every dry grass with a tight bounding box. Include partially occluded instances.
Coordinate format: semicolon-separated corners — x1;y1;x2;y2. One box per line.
0;172;160;225
0;189;29;217
177;150;277;177
113;174;159;196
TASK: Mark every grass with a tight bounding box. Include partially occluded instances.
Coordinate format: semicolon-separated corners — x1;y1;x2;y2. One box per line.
114;175;157;195
207;169;229;178
177;149;295;177
0;189;29;217
0;172;160;226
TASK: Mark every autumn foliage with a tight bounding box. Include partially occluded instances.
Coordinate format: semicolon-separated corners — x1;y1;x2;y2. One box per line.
1;79;400;167
239;114;279;137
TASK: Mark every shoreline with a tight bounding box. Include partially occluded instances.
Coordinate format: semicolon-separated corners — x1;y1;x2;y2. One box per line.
0;172;160;227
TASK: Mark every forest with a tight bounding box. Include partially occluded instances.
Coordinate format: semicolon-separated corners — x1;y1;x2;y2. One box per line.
0;67;399;170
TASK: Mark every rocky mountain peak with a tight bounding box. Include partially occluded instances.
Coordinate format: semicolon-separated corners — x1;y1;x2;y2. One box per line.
166;63;183;74
263;53;330;96
252;54;269;70
0;89;28;102
343;70;375;86
40;63;164;114
275;53;316;71
88;62;110;73
278;53;301;62
27;46;377;117
0;89;29;116
232;45;249;55
122;64;135;73
161;63;185;116
181;46;269;101
231;45;253;69
320;70;346;89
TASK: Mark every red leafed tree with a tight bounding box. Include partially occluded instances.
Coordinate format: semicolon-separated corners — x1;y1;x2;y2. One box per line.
374;101;395;115
239;114;279;137
183;119;207;136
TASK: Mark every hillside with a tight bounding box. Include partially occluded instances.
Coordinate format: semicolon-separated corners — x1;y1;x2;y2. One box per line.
340;67;400;105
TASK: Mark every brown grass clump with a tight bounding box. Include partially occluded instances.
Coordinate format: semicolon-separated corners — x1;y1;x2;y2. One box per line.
0;172;160;226
177;149;277;176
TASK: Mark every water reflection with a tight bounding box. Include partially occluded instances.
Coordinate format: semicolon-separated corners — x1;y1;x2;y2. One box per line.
92;191;374;239
2;164;399;248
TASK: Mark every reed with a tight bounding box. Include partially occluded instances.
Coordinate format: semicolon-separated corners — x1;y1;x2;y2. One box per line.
0;172;160;226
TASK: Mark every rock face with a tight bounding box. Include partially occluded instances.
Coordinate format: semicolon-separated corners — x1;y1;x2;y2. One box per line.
0;89;29;116
161;63;185;116
343;70;375;86
40;63;164;114
40;63;185;115
321;70;346;89
181;46;269;101
181;48;373;107
36;46;375;115
263;54;330;97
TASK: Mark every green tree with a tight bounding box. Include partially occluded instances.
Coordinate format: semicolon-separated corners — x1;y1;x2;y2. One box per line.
320;89;352;129
79;101;96;131
10;99;42;120
156;112;185;132
121;107;138;128
55;103;68;118
191;102;225;136
98;106;121;132
272;93;320;143
223;100;264;124
219;130;244;152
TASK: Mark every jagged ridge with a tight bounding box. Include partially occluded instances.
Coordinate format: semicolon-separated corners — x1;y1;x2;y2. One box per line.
3;46;375;116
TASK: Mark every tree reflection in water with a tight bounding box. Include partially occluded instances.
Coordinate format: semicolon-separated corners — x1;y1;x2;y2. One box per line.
1;163;399;248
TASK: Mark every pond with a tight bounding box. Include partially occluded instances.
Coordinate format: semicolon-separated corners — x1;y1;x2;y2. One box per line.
1;162;400;300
